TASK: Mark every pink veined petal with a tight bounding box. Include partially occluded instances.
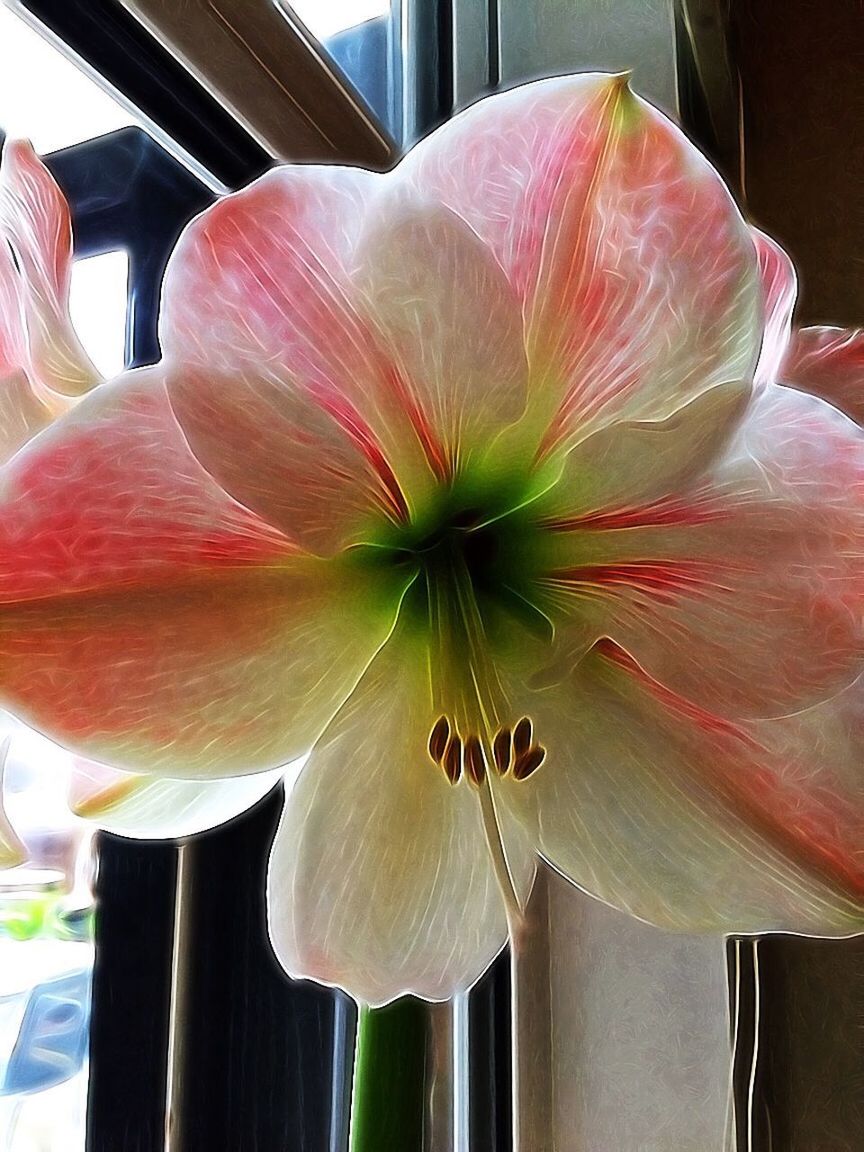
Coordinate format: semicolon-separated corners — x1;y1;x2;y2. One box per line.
752;227;797;387
161;164;437;540
0;369;412;777
0;140;99;398
352;197;528;475
0;146;85;465
0;226;25;376
69;757;285;839
535;383;864;720
499;640;864;934
780;326;864;425
401;73;761;451
268;631;535;1006
168;364;410;555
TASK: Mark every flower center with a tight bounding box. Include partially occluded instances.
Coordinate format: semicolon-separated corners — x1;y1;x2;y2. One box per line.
363;476;550;787
356;478;549;928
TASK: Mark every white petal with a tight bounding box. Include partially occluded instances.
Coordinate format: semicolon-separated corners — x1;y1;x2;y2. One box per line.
267;634;535;1006
0;734;26;867
546;380;750;519
69;758;286;839
500;645;864;935
752;227;796;387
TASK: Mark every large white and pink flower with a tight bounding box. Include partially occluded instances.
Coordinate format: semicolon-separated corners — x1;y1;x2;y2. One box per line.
2;74;864;1005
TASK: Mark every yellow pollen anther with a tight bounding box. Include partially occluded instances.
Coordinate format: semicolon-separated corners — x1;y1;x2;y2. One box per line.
465;735;487;786
492;728;512;775
513;716;533;758
513;744;546;781
442;736;463;784
428;715;451;764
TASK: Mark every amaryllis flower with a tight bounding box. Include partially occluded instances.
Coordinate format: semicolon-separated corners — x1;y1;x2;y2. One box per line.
2;73;864;1006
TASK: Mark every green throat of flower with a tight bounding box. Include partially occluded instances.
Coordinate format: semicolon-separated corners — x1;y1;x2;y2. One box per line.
360;472;551;791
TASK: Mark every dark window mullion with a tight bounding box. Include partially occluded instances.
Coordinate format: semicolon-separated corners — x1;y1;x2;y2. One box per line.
171;786;348;1151
87;835;178;1152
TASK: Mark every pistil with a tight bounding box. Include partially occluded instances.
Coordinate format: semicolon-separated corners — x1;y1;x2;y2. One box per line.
424;541;506;746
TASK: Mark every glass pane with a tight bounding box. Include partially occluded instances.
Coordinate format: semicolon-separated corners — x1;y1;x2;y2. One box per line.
273;0;394;135
0;6;133;150
0;719;94;1152
69;251;129;381
0;27;132;1135
276;0;389;41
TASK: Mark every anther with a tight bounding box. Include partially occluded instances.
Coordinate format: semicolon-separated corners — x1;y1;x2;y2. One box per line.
513;744;546;781
465;735;487;786
513;717;533;758
428;715;451;764
492;728;512;776
442;736;463;784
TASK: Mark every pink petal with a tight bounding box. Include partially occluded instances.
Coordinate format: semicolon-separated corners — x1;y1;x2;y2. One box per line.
0;369;410;776
0;228;25;376
161;165;436;544
0;144;90;465
402;74;761;450
752;227;797;386
500;641;864;934
537;384;864;719
781;326;864;425
168;365;410;554
0;140;99;398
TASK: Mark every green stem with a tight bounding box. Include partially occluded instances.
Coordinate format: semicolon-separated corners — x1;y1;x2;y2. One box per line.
349;997;431;1152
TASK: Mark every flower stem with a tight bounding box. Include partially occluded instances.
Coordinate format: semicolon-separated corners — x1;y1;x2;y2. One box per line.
511;863;556;1152
348;997;432;1152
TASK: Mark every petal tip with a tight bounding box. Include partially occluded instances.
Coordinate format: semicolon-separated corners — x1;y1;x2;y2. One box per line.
607;69;644;135
1;138;41;184
609;69;633;92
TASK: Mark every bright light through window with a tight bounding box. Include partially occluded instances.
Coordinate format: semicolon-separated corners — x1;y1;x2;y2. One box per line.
69;251;129;381
275;0;388;42
0;5;132;152
0;19;131;1143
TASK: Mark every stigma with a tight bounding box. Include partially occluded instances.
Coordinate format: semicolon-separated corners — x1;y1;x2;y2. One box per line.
427;714;546;785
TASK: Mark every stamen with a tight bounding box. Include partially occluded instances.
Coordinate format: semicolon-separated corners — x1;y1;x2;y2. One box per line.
442;736;463;785
513;744;546;781
513;717;533;758
465;735;487;787
428;715;451;763
492;727;512;776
